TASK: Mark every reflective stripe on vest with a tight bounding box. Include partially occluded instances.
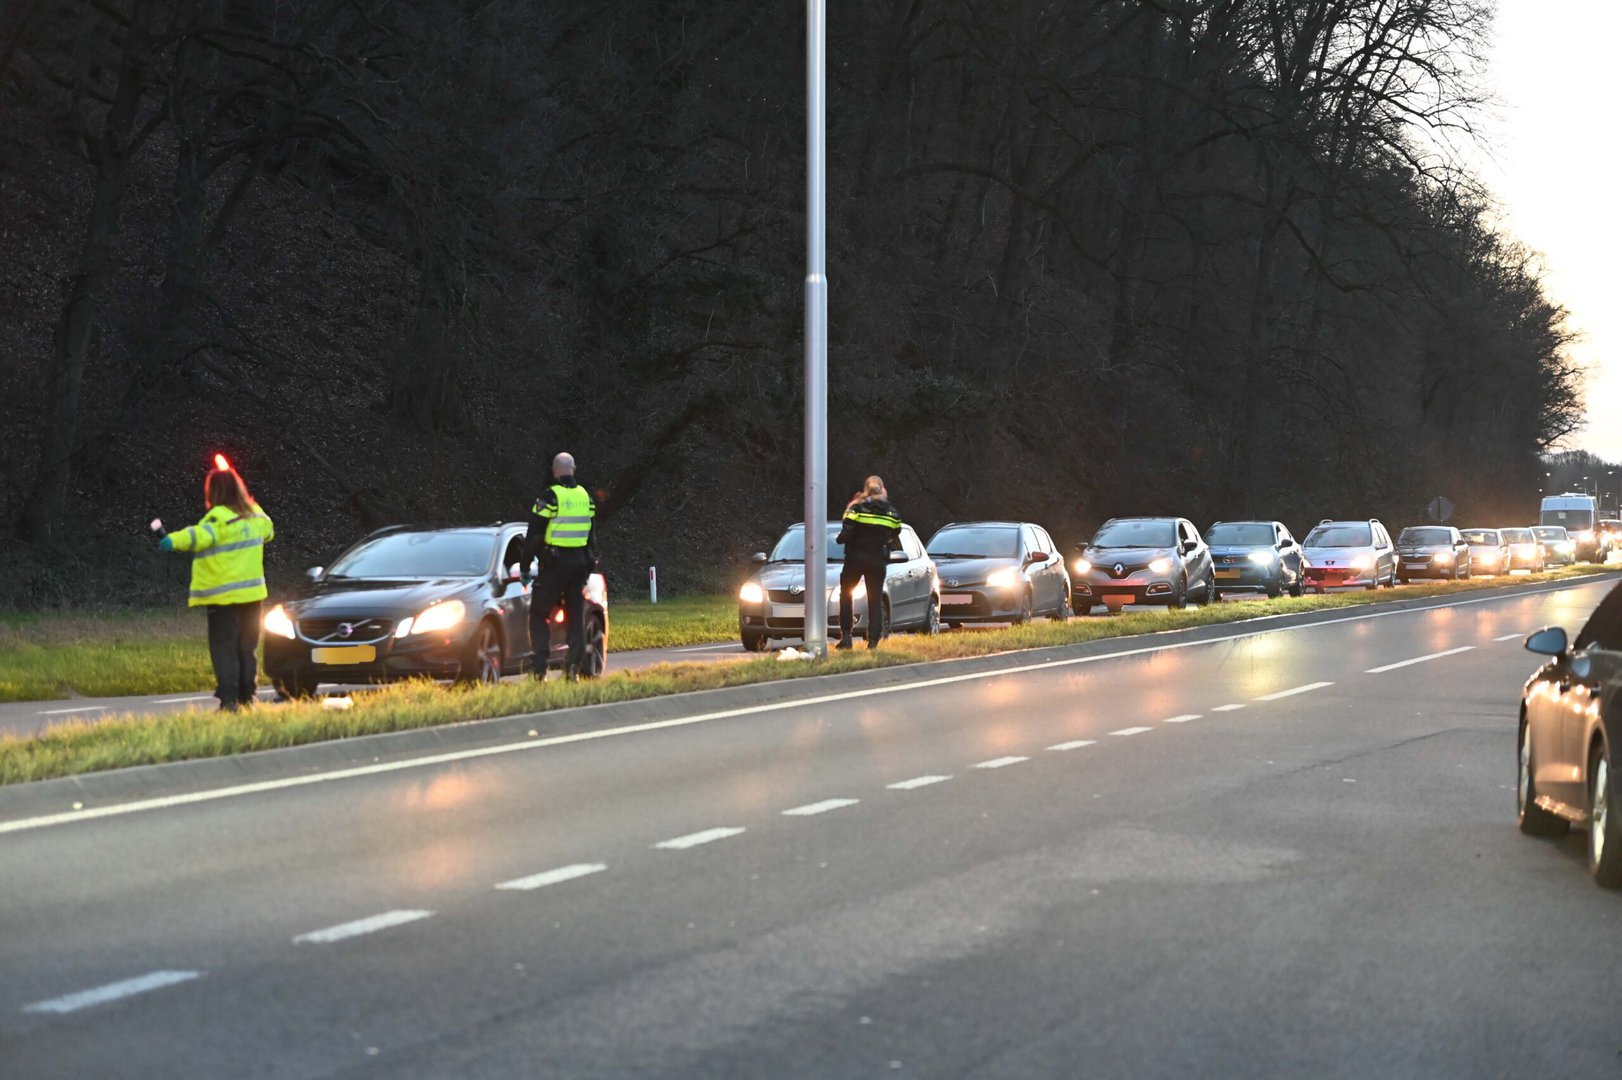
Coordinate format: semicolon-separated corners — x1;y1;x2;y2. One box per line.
178;504;274;607
191;577;267;601
845;510;901;530
543;485;595;548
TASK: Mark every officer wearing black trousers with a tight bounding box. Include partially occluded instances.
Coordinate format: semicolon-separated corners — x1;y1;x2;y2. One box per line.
523;452;598;679
835;475;904;650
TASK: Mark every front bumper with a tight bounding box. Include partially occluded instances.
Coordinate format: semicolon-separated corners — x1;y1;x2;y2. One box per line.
1304;567;1375;588
938;584;1028;622
1398;557;1458;578
1072;572;1176;606
264;626;471;684
739;598;871;639
1210;564;1278;591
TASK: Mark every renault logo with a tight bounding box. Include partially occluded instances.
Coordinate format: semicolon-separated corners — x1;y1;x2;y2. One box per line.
1113;563;1125;576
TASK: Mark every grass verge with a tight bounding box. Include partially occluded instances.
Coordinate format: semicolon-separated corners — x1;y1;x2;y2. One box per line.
2;566;1616;786
0;594;738;702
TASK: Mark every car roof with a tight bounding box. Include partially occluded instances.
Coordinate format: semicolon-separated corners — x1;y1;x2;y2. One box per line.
935;521;1024;530
365;523;510;537
1209;519;1279;526
1105;516;1180;523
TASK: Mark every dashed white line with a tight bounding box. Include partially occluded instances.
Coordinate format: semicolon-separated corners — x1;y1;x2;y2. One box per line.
36;705;108;716
1256;681;1333;701
1494;633;1524;642
783;798;860;816
973;756;1029;769
654;827;746;850
1365;646;1475;674
1163;714;1201;724
1046;739;1097;751
292;909;434;944
23;971;201;1015
888;775;952;790
1212;704;1247;712
495;863;607;891
1110;726;1153;737
155;695;215;704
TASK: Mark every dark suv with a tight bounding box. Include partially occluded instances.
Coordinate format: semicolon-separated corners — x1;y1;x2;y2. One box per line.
1205;520;1305;599
1071;517;1214;613
1396;526;1472;582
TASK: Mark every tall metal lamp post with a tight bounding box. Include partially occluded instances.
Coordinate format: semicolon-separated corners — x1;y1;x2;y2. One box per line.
802;0;829;657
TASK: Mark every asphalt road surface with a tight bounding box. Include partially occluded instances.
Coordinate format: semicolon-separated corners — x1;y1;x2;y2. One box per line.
4;578;1621;1077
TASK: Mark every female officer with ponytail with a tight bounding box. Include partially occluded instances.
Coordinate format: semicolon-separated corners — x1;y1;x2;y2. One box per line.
158;457;275;710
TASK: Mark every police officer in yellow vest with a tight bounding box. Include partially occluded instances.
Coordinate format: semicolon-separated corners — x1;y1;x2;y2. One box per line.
158;459;275;710
522;451;598;678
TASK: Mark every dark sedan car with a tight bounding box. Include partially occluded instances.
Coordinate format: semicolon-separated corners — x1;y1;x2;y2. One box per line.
1396;525;1471;582
263;523;607;698
1205;520;1305;599
1070;517;1214;613
926;521;1072;627
1520;582;1622;886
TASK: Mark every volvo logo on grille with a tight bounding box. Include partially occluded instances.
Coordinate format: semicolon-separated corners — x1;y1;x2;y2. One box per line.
789;585;804;597
338;622;355;638
1113;563;1125;576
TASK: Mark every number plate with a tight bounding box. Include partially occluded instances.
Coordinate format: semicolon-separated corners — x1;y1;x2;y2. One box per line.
940;593;974;605
1215;570;1242;580
311;645;376;665
773;603;805;619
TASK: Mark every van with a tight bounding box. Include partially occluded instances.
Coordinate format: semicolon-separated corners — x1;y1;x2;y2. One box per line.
1540;494;1599;561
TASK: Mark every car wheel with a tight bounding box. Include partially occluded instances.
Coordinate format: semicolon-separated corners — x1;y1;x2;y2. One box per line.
1364;574;1378;592
1049;593;1072;622
1264;576;1281;599
1288;575;1303;598
1518;718;1568;837
1203;574;1217;606
741;627;769;652
1012;589;1033;625
579;612;607;678
915;596;941;635
1169;574;1188;610
458;620;503;685
1591;740;1622;887
273;672;319;700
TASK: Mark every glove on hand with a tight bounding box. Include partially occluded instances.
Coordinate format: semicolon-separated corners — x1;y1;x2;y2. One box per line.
158;535;174;552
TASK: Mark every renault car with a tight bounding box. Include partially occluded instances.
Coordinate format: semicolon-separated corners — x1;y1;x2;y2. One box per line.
263;523;607;698
1205;520;1305;599
1070;517;1214;612
1302;519;1396;591
926;521;1072;627
1395;525;1471;582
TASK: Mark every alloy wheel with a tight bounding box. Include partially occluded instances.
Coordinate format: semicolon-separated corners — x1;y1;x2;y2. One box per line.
1593;757;1610;869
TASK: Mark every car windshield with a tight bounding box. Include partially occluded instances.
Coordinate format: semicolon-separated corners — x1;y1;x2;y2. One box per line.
1205;523;1273;546
1502;528;1533;543
768;526;846;562
1092;520;1176;548
1460;529;1499;544
1533;527;1567;540
328;531;495;578
927;526;1019;559
1542;508;1594;530
1305;524;1372;548
1399;528;1452;545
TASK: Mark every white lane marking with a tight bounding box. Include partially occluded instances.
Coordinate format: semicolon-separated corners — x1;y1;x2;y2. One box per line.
1211;704;1246;712
655;827;745;850
495;863;607;891
36;705;108;716
24;970;201;1015
292;909;433;944
1494;633;1524;642
674;643;742;653
1046;739;1097;751
1365;646;1476;674
155;695;215;704
1110;726;1152;737
7;578;1607;836
1163;714;1201;724
973;756;1029;769
1256;681;1334;701
888;775;952;790
782;798;860;816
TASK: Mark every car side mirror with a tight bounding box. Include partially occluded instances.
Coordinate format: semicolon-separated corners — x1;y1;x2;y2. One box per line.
305;566;324;582
751;552;768;563
1181;540;1198;554
1025;551;1045;565
888;549;908;563
1525;626;1569;656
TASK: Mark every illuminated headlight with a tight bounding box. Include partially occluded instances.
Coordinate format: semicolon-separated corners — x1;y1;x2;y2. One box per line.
1432;552;1453;565
1576;530;1596;543
1247;551;1275;566
1558;541;1575;554
263;604;296;640
738;581;765;604
1148;557;1173;575
828;579;867;603
1350;555;1373;570
986;567;1020;589
1478;551;1497;564
399;599;465;637
1073;559;1092;574
584;573;607;608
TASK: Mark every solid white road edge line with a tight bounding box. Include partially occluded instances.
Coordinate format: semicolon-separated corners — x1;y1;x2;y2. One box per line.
972;756;1029;769
23;970;201;1015
1163;714;1201;724
1494;633;1524;642
654;827;745;850
888;775;952;789
154;695;216;704
1365;646;1476;674
1109;726;1152;737
1256;681;1334;701
292;909;434;944
5;578;1605;836
1046;739;1097;751
36;705;108;716
783;798;860;816
495;863;608;891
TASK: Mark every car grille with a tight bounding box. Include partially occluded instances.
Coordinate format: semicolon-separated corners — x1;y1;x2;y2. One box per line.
767;589;804;603
1099;561;1148;579
1218;555;1243;565
298;617;394;644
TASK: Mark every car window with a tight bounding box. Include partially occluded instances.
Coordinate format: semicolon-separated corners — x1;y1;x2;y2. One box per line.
328;531;497;579
1206;523;1273;546
1502;528;1532;543
927;525;1019;559
501;534;526;572
1577;583;1622;652
1399;528;1453;545
1461;529;1499;544
1305;524;1373;547
903;528;926;560
1034;527;1054;556
1375;524;1391;547
769;525;846;562
1093;520;1176;548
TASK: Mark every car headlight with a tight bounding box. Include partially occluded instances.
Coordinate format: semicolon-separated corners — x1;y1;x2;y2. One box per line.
263;604;296;640
1478;551;1496;563
1432;552;1452;565
1559;541;1575;553
1576;530;1595;542
1148;557;1173;575
738;582;765;604
1247;551;1275;566
1351;555;1373;570
400;599;465;637
1073;558;1091;574
828;578;867;603
986;567;1020;589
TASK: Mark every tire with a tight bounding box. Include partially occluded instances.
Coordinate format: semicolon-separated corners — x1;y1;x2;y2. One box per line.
1518;718;1568;837
1264;576;1282;600
1288;575;1303;598
741;627;769;652
1384;566;1398;589
273;672;320;700
1203;575;1217;606
578;612;607;678
1012;589;1033;625
1212;588;1224;602
914;596;941;635
1591;740;1622;887
458;620;503;685
1364;575;1378;592
1169;574;1188;610
1398;576;1410;585
1049;592;1072;622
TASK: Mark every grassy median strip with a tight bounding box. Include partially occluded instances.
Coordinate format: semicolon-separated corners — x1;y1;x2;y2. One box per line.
0;594;738;702
2;566;1617;785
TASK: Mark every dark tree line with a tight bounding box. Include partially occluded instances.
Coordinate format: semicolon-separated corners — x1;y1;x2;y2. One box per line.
0;0;1585;602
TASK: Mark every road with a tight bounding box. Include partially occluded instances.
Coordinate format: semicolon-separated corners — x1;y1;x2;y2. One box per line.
4;578;1621;1077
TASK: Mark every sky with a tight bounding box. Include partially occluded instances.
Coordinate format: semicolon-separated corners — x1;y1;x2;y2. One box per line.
1475;0;1622;460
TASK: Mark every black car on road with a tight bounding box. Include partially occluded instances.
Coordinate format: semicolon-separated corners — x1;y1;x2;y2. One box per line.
263;524;607;698
1396;526;1471;582
1520;582;1622;886
926;521;1072;627
1071;517;1214;613
1205;520;1305;599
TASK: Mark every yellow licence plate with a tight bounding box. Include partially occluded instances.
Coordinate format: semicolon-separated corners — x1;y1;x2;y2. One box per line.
1215;570;1242;579
310;645;377;665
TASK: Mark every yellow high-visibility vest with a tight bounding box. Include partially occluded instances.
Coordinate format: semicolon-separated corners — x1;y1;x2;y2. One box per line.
536;484;595;548
169;503;275;606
